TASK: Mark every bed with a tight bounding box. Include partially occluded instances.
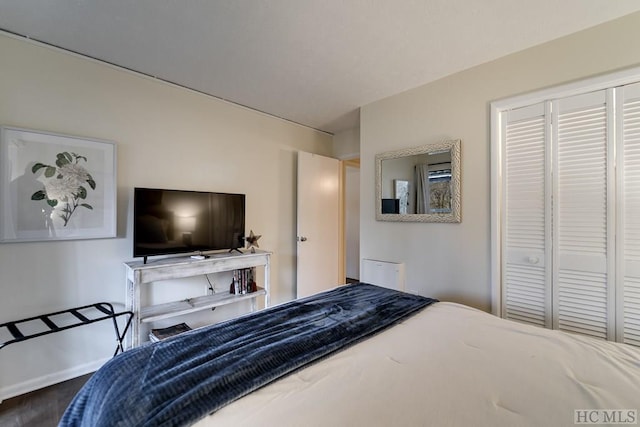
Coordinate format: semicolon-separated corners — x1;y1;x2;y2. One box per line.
60;284;640;427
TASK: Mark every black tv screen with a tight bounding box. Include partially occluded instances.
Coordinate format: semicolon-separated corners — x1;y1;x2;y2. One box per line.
133;188;245;259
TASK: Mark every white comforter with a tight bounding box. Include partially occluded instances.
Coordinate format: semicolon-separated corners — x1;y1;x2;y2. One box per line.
196;302;640;427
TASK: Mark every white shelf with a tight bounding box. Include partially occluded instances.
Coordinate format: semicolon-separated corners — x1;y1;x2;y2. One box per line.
125;251;271;284
125;250;271;347
140;288;266;323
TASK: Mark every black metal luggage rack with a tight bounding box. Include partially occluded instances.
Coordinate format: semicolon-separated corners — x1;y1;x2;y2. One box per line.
0;302;133;356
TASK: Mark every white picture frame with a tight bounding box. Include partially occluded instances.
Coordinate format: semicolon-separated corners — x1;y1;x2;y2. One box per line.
0;126;116;242
394;179;409;214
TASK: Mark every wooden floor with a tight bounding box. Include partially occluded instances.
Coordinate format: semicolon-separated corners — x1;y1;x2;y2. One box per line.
0;374;91;427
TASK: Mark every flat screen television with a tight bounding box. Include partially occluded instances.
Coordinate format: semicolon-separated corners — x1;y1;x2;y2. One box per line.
133;187;245;261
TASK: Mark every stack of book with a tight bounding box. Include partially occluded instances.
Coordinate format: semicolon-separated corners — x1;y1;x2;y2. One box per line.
229;268;257;295
149;322;192;342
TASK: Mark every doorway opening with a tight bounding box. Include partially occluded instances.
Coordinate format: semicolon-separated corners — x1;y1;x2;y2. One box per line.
342;158;360;284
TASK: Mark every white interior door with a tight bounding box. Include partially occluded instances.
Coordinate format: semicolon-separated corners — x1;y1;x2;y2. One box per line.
503;102;551;328
297;151;340;298
553;90;613;340
619;81;640;346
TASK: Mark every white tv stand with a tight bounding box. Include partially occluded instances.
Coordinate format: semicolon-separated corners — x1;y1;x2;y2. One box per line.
125;250;271;348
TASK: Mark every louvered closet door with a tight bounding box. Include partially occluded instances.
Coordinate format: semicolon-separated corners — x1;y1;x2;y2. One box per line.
620;82;640;346
502;103;551;327
553;90;614;339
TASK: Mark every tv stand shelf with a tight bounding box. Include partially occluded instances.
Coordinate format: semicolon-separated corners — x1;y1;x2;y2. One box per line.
140;287;267;323
125;250;271;347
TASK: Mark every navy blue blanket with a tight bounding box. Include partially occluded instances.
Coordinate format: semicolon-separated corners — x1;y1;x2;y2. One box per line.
59;283;436;427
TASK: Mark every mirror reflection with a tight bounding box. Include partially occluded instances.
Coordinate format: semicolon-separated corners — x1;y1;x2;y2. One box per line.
381;150;452;214
376;140;461;223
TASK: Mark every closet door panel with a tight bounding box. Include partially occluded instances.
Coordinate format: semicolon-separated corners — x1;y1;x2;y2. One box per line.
554;90;610;339
621;82;640;346
503;103;550;326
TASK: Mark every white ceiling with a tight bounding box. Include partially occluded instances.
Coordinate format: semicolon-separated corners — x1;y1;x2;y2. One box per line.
1;1;639;134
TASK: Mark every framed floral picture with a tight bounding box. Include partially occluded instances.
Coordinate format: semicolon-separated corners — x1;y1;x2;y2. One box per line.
0;126;116;242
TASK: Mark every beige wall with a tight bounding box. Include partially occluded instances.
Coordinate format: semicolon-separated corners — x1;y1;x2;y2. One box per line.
0;33;332;398
360;12;640;311
332;126;360;160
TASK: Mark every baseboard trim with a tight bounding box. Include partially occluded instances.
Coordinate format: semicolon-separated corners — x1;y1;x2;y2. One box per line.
0;357;109;402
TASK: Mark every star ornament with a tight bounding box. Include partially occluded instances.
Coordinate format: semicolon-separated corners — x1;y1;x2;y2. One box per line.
246;230;262;253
